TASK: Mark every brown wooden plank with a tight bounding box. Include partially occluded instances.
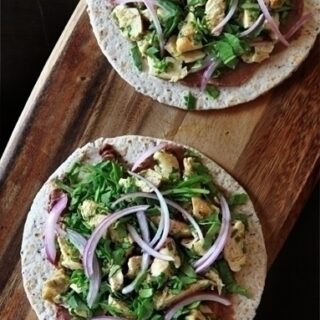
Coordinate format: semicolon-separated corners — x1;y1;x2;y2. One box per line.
0;0;319;318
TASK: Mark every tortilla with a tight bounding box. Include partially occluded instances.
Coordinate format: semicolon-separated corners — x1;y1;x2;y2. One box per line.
86;0;319;110
21;135;267;319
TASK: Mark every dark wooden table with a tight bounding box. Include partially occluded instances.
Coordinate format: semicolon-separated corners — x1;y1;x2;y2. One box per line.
1;0;319;319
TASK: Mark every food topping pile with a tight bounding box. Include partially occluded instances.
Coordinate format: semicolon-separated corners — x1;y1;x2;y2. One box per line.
43;143;253;319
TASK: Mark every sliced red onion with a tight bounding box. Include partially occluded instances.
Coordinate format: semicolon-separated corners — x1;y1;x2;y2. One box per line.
112;192;203;240
200;59;220;92
44;194;68;264
194;195;230;273
211;0;238;34
285;12;313;39
83;205;149;277
239;14;265;37
122;211;151;294
144;0;165;55
164;293;231;320
257;0;289;46
131;142;166;171
129;172;170;250
189;56;213;74
66;229;101;308
128;225;174;261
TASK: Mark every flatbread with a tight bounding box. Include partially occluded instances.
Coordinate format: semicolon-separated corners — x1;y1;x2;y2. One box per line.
85;0;319;110
21;135;267;319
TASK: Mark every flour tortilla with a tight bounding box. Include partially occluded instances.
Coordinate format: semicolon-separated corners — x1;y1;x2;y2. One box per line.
21;135;267;319
86;0;319;110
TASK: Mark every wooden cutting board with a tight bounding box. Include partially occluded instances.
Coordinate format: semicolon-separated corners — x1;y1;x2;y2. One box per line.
0;0;319;318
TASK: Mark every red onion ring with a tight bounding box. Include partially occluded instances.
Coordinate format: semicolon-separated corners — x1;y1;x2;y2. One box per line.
128;225;174;261
285;12;313;39
211;0;239;34
200;59;220;92
131;142;166;171
194;195;230;273
257;0;289;46
122;211;151;294
44;194;68;264
129;172;170;250
83;205;149;277
66;229;101;308
239;14;265;37
112;192;204;240
164;293;231;320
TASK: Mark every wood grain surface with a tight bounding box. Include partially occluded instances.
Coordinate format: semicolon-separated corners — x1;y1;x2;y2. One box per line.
0;1;319;319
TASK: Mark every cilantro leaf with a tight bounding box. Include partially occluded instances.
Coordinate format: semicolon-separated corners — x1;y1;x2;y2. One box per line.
184;92;197;110
205;85;220;99
131;44;143;71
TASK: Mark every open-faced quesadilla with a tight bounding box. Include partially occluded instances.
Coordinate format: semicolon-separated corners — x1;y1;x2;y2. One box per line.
21;136;267;319
86;0;319;109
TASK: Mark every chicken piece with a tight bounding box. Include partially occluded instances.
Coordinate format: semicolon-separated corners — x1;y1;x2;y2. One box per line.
181;237;206;256
177;13;203;53
109;267;124;292
165;36;205;63
205;0;226;36
241;42;274;63
147;56;188;82
192;197;218;219
112;5;143;41
127;256;142;279
80;199;99;220
224;221;247;272
153;150;180;180
151;238;181;277
269;0;285;9
150;216;192;238
154;280;211;310
186;309;207;320
137;32;153;57
205;269;224;294
183;157;194;177
87;214;106;229
108;296;135;319
57;237;82;270
135;169;162;192
42;269;69;303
